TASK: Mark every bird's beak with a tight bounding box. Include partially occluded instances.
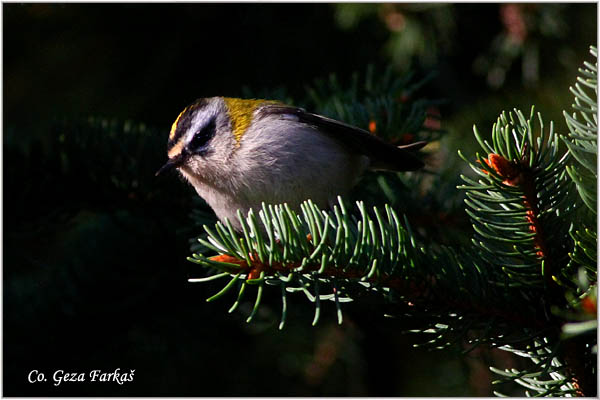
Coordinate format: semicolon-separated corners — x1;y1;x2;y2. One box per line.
155;155;184;176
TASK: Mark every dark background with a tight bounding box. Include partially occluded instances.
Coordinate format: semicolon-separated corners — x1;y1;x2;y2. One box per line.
3;3;596;396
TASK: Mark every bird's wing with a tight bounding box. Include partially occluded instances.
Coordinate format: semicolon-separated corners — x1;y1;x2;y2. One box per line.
256;104;426;172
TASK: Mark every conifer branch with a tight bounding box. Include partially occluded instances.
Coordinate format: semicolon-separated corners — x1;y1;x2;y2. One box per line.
562;46;597;216
184;56;597;396
459;108;574;294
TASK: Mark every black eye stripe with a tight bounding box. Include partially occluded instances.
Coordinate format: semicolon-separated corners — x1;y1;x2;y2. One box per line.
188;118;216;152
167;98;209;152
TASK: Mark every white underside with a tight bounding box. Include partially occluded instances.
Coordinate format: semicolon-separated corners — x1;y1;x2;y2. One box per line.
180;115;370;230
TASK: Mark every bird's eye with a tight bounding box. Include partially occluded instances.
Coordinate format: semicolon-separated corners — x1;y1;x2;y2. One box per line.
188;119;216;153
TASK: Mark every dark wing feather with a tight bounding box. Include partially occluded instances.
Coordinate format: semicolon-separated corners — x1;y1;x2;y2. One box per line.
257;104;426;171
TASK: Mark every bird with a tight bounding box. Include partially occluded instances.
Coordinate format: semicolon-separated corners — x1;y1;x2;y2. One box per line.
156;97;426;231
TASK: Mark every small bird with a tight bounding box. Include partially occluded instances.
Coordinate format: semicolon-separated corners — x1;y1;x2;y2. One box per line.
157;97;426;230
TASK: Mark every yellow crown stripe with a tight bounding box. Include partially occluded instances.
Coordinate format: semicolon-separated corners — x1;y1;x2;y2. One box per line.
224;97;278;144
169;106;191;140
